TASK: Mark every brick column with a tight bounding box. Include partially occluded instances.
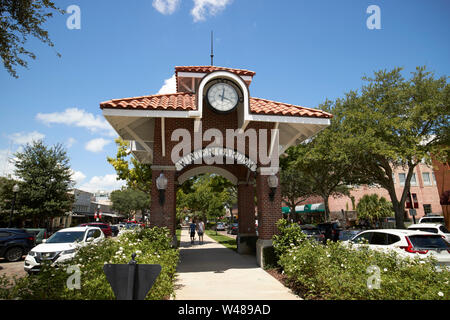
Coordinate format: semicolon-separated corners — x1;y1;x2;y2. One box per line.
237;182;257;254
150;168;177;246
255;170;282;267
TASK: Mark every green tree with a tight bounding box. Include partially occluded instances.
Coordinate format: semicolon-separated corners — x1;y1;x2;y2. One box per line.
13;140;74;227
0;0;63;78
335;66;449;228
356;194;393;228
280;167;315;222
0;176;18;225
110;188;150;220
284;104;362;222
107;138;152;193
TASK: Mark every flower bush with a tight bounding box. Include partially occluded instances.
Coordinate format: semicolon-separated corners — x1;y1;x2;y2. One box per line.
273;219;450;300
0;227;179;300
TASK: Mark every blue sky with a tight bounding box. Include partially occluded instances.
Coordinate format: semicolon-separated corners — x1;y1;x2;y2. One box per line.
0;0;449;192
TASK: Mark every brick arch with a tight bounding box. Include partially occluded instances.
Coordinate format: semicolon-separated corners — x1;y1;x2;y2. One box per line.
177;166;239;185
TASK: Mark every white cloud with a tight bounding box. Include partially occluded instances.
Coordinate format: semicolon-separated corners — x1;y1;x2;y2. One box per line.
158;75;177;94
66;137;77;148
8;131;45;145
79;174;126;193
85;138;111;153
70;169;86;185
36;108;116;137
152;0;180;15
0;149;16;177
191;0;233;22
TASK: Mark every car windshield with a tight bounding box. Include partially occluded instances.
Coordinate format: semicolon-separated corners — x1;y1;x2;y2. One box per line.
410;227;438;234
125;224;138;229
46;231;85;244
302;229;320;235
421;218;444;223
408;235;450;250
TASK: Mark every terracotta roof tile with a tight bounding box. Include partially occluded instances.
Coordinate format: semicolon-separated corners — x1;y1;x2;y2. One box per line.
101;93;332;119
100;92;197;111
175;66;256;77
249;97;332;118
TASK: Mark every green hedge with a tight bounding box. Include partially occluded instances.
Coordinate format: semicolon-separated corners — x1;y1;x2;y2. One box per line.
273;219;450;300
0;227;179;300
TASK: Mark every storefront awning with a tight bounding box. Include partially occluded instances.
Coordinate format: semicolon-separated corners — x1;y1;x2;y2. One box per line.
282;203;325;214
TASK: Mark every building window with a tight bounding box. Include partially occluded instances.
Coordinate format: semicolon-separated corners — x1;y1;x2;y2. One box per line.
399;173;406;186
410;173;417;186
432;172;437;185
423;204;432;215
422;172;432;186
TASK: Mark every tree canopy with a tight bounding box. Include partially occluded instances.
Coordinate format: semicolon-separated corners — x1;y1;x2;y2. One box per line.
110;188;150;220
107;138;152;194
356;194;393;227
12;140;74;227
0;0;63;78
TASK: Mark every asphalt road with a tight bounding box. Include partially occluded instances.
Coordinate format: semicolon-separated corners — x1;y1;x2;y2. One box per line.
0;257;27;279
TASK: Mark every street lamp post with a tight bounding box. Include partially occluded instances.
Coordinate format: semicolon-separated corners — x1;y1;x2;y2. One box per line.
8;184;20;228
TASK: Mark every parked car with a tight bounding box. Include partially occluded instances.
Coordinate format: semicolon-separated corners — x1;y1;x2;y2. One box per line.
0;228;35;262
227;223;238;235
318;222;342;242
407;223;450;242
79;222;112;237
118;223;141;236
25;228;48;245
349;229;450;270
339;229;362;241
110;225;119;237
418;215;445;224
216;222;226;231
24;226;104;274
300;225;324;242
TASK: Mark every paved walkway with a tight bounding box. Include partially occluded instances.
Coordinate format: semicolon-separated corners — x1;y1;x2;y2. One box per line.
173;227;300;300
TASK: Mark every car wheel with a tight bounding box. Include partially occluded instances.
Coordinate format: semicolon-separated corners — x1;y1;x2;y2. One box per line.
5;247;23;262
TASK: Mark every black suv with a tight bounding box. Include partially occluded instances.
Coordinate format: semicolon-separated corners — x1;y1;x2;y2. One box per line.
0;228;35;262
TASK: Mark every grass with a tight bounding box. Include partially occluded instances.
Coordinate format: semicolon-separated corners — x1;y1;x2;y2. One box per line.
205;229;237;251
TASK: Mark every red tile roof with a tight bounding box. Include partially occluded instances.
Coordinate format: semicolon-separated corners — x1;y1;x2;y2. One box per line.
101;92;332;118
175;66;256;77
100;92;197;111
249;97;332;118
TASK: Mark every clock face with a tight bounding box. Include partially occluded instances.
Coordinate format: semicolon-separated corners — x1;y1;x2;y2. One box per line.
207;82;239;113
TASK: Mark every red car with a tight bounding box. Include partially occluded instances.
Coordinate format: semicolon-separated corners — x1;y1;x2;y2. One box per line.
80;223;112;237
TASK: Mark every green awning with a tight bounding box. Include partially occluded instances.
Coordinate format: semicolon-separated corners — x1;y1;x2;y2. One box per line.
282;203;325;214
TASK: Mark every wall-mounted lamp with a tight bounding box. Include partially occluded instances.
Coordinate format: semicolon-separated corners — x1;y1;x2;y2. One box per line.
156;173;168;205
267;174;278;202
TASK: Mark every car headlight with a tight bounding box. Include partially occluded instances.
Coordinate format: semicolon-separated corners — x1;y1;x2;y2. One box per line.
28;251;36;257
61;249;76;255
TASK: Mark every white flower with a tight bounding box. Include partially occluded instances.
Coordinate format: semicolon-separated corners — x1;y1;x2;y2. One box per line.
384;268;388;272
438;292;444;297
136;250;142;255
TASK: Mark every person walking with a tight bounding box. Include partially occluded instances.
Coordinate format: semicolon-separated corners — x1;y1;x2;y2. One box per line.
189;220;196;245
197;219;205;244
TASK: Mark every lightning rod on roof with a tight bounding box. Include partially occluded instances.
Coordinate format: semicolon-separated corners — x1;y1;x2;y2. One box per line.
210;31;214;66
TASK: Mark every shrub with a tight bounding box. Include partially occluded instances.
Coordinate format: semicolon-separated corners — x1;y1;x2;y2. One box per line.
273;219;450;300
272;219;307;261
0;227;179;300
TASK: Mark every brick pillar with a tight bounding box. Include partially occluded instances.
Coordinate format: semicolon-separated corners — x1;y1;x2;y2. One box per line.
237;182;257;254
150;169;177;246
255;170;282;267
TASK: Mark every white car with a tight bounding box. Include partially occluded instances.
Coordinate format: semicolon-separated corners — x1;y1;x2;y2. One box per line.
349;229;450;269
24;226;104;273
118;223;141;236
407;223;450;242
418;215;445;224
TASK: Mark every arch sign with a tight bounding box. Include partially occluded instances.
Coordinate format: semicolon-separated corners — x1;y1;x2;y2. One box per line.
174;147;257;172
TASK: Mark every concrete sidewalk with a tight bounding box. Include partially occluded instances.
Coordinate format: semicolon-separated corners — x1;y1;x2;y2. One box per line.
173;227;301;300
